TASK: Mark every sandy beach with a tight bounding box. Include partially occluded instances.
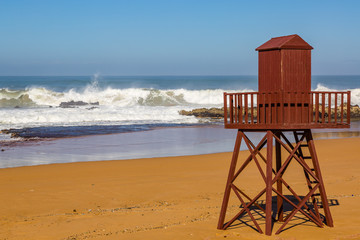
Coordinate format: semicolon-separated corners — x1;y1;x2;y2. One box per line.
0;137;359;240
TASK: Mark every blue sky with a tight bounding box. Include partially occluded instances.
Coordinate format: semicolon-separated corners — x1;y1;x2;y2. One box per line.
0;0;359;75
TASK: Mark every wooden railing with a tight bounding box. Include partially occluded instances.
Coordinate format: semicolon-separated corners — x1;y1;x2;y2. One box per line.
224;91;351;129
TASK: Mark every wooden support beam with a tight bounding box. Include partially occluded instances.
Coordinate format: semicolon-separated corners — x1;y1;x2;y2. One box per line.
265;131;273;235
251;93;254;124
306;131;334;227
234;94;238;124
347;91;351;125
275;132;283;222
245;94;248;123
328;93;331;123
217;130;242;229
309;92;313;123
321;93;325;123
334;93;338;123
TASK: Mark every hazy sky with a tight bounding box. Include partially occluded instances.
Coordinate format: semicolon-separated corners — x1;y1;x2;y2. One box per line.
0;0;359;75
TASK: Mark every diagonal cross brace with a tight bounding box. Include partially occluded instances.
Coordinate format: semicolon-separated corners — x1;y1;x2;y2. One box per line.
218;130;333;235
231;184;263;233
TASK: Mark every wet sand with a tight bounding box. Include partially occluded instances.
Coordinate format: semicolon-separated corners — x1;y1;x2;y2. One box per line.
1;122;360;168
0;137;360;239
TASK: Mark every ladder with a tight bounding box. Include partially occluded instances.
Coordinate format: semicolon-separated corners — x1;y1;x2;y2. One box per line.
293;130;321;220
293;130;333;226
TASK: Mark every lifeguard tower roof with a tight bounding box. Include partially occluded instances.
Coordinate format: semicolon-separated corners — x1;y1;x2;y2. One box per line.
256;34;313;51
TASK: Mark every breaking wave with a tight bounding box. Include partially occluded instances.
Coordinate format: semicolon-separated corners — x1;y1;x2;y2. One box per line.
1;81;359;131
1;83;358;109
0;86;245;108
314;84;360;106
0;81;251;130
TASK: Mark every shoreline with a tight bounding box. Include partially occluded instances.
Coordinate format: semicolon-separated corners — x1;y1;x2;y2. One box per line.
1;122;360;169
0;137;359;239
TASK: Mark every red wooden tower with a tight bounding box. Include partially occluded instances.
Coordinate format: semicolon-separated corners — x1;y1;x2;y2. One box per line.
217;34;351;235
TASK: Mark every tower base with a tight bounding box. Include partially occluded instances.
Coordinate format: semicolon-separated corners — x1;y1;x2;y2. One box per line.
217;129;333;235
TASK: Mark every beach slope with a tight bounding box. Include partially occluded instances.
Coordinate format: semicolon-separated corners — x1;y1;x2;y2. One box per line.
0;137;360;240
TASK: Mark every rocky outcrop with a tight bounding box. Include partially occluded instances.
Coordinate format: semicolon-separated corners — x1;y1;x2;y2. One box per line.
59;101;99;108
179;108;224;119
179;105;360;119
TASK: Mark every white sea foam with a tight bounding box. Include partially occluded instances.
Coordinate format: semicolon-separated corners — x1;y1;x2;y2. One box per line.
314;84;360;106
0;84;240;129
1;83;359;131
0;105;198;129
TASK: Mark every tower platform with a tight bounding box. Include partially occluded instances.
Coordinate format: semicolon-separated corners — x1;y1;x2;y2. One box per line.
224;91;351;130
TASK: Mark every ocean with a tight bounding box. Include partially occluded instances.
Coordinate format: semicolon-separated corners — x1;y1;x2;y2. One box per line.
0;75;360;168
0;75;360;140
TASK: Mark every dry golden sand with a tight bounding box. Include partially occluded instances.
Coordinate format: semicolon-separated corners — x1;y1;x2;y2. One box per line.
0;137;360;240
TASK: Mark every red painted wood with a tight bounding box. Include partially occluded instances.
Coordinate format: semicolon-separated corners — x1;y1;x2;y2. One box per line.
335;93;338;123
265;131;273;235
279;92;284;124
258;50;281;92
239;94;243;124
347;91;351;124
275;132;283;222
321;93;325;123
309;92;313;123
328;93;331;123
281;50;311;92
223;93;227;125
256;94;259;123
217;130;242;229
315;93;319;123
251;94;254;124
229;95;233;123
261;93;265;123
219;35;350;236
256;34;313;51
295;92;299;123
306;132;334;227
223;91;350;129
234;94;238;123
245;94;248;123
341;93;344;123
257;35;312;94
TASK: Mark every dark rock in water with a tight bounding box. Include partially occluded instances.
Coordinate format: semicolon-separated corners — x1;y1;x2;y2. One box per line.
179;108;225;118
59;101;87;108
59;101;99;108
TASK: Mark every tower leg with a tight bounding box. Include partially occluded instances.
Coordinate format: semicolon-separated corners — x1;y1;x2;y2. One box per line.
265;131;273;235
217;130;242;229
275;131;283;222
306;130;334;227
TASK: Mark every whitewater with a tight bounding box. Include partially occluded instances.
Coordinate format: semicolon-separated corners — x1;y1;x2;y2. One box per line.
0;85;244;130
